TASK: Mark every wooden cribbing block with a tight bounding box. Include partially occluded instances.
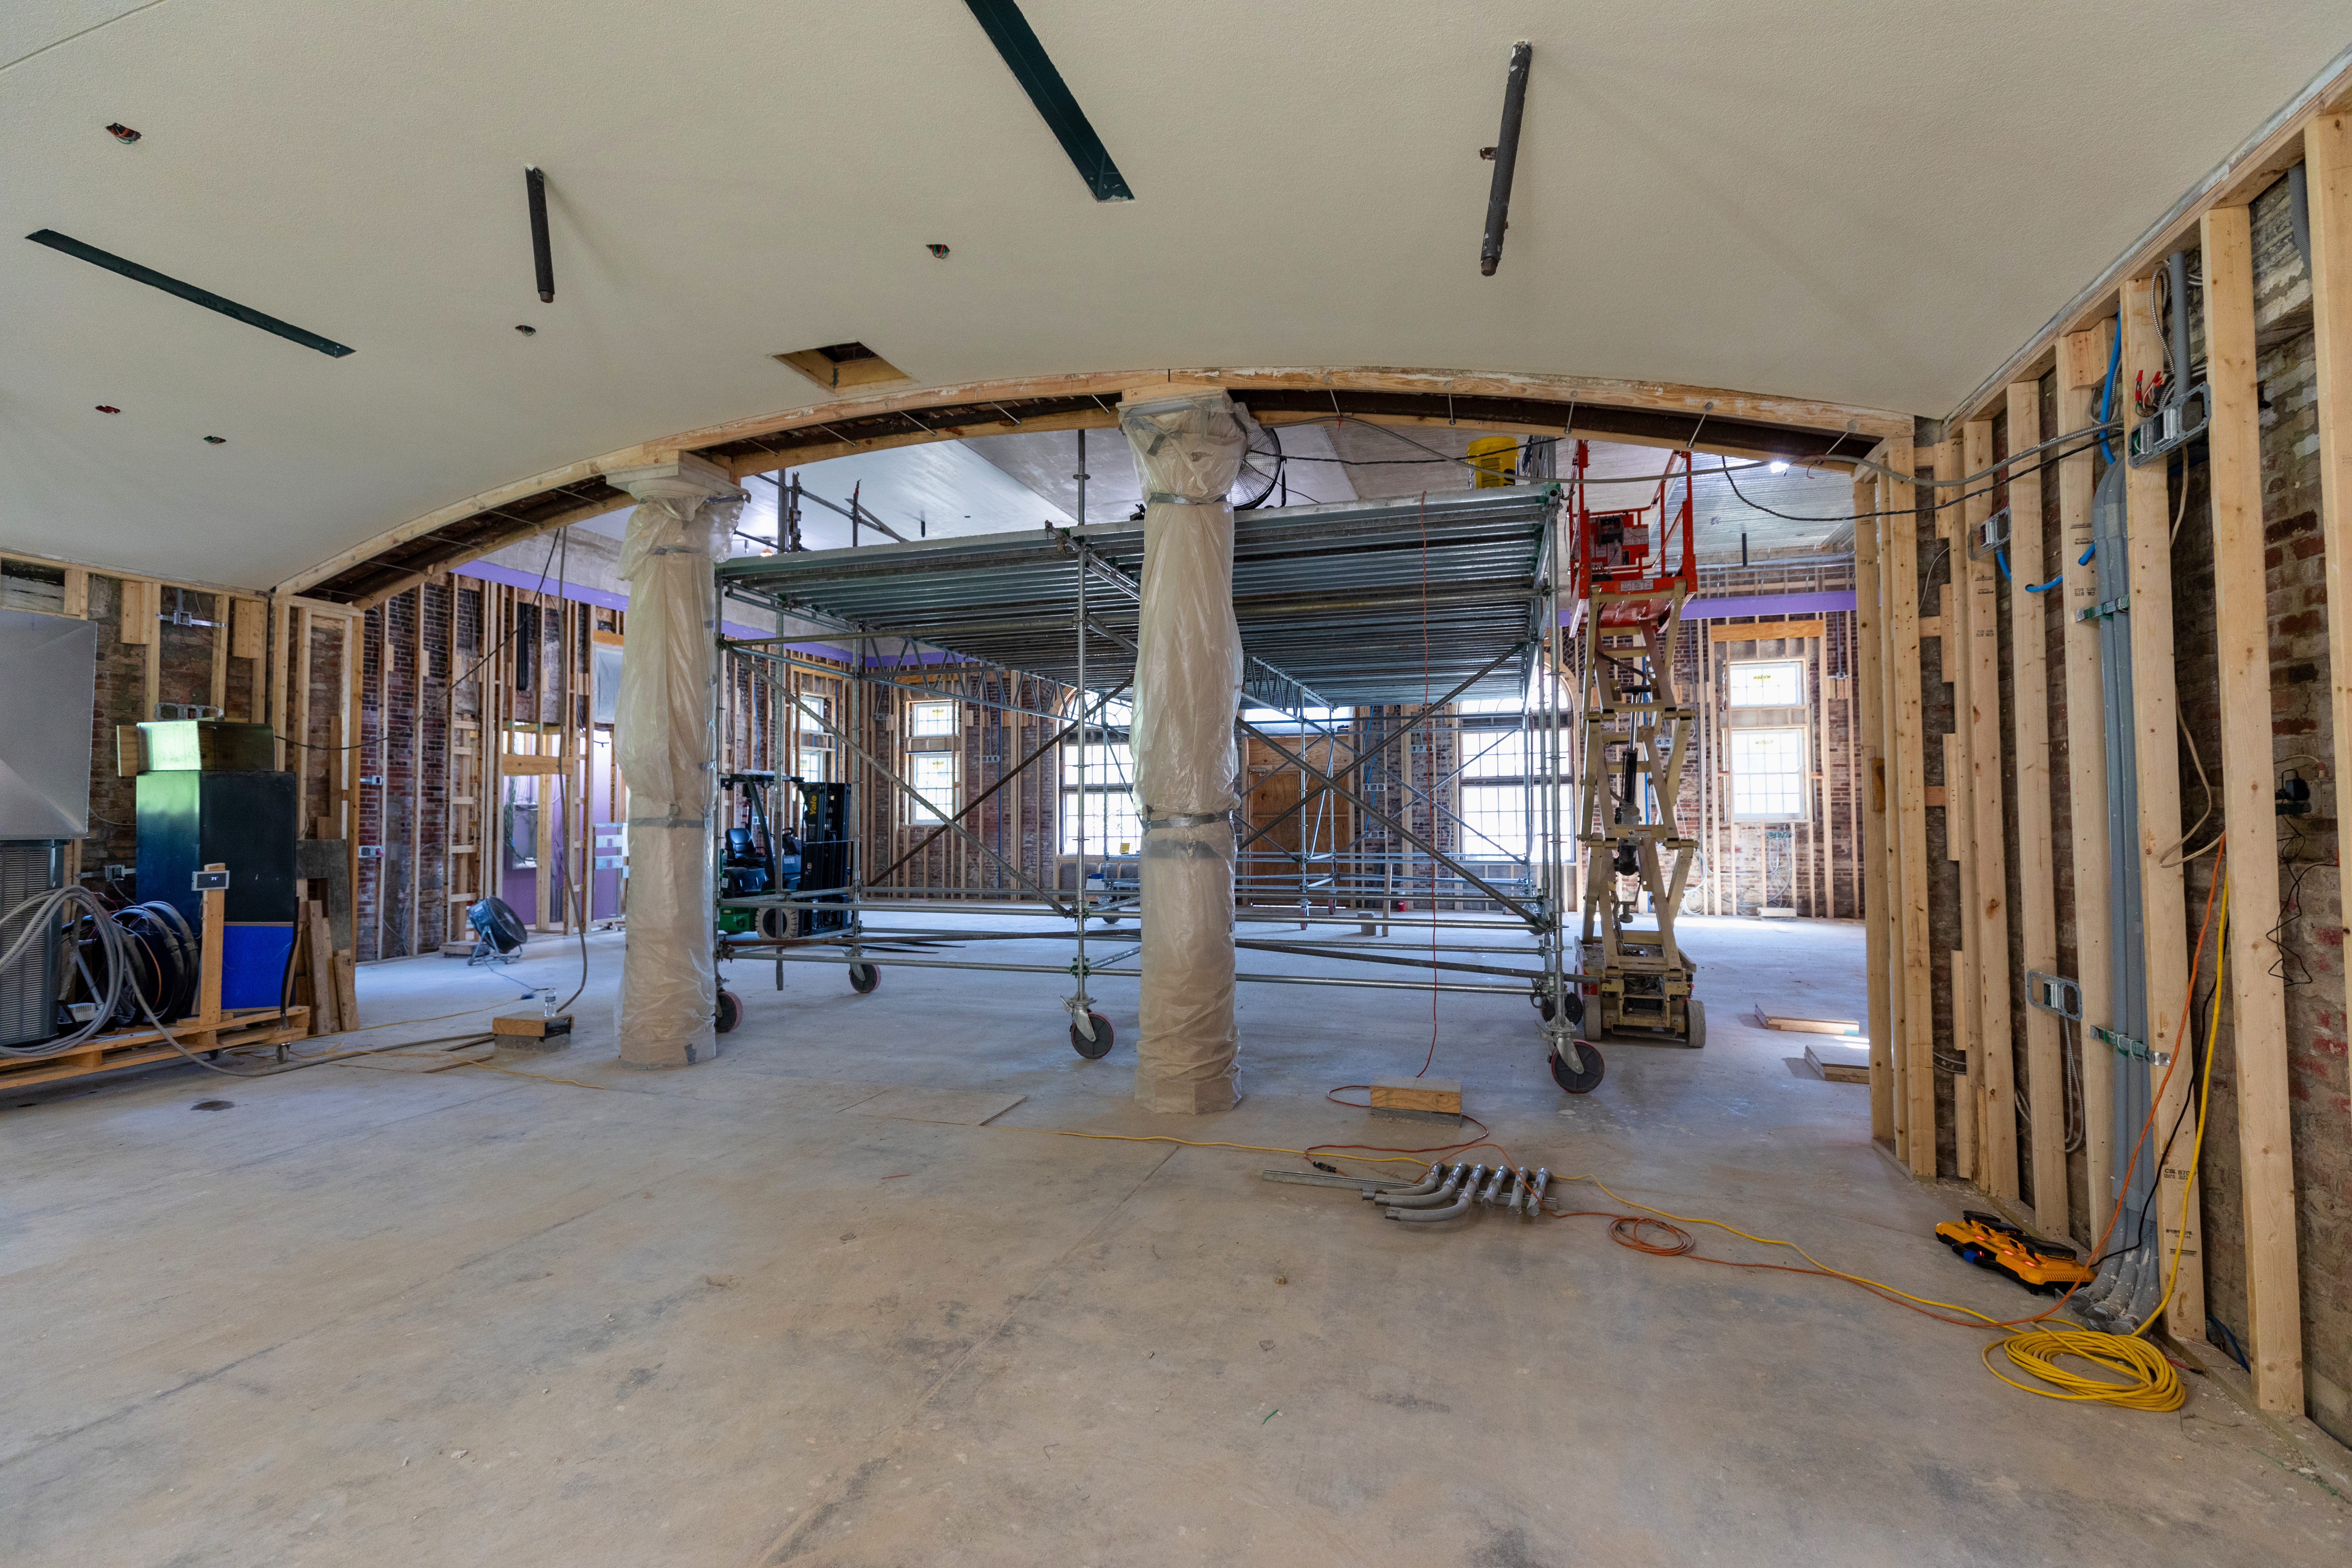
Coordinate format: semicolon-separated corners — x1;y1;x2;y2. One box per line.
492;1014;573;1055
1370;1076;1462;1125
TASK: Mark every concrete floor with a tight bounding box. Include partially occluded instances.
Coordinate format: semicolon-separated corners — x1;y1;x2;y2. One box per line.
4;912;2346;1566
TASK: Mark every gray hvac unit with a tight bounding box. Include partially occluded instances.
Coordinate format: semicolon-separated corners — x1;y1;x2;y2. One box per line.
0;607;96;1049
0;840;64;1048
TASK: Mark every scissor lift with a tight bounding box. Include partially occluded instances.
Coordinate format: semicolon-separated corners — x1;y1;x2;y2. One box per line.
1569;443;1705;1050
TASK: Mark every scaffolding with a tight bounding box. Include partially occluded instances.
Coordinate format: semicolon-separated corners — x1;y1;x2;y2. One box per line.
708;485;1610;1088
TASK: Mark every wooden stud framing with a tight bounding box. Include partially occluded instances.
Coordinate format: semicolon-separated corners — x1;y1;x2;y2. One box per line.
2057;323;2116;1244
1961;419;2017;1196
2120;275;2202;1337
2200;202;2305;1411
1884;445;1934;1176
1853;479;1891;1142
2007;379;2068;1238
1936;439;1982;1181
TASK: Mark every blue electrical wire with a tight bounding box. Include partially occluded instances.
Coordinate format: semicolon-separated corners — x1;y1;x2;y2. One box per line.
1995;549;2011;582
2096;323;2121;463
2024;575;2062;593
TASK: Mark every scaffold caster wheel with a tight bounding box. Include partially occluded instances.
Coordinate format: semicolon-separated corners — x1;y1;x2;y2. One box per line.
1549;1042;1604;1094
715;989;742;1034
1070;1013;1114;1059
848;962;880;995
1683;998;1706;1049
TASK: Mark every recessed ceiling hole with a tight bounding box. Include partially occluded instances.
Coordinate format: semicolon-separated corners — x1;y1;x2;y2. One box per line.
94;405;120;414
774;342;911;395
106;123;141;144
927;244;950;258
514;324;537;335
192;1099;233;1111
202;435;225;444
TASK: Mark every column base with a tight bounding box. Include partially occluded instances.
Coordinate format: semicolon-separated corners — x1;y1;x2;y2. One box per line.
1134;1076;1242;1114
617;1031;716;1070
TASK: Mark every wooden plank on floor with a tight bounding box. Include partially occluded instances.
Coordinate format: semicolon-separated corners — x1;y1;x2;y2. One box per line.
2200;201;2304;1412
2007;378;2068;1240
2057;321;2116;1247
1853;469;1894;1144
2121;274;2202;1338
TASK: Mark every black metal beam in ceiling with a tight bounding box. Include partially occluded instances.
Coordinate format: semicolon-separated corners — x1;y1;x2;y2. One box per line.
960;0;1133;202
25;229;355;358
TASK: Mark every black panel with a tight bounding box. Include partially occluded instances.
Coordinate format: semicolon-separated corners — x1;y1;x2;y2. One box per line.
135;771;298;925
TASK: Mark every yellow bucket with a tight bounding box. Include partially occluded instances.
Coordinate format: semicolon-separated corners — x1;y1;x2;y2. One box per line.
1467;435;1518;488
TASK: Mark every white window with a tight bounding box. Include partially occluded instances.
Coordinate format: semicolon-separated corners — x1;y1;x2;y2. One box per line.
1729;660;1803;709
1462;730;1525;779
1062;791;1143;856
1064;742;1134;785
794;693;831;733
906;752;956;822
1729;728;1806;820
908;700;957;737
1459;783;1531;859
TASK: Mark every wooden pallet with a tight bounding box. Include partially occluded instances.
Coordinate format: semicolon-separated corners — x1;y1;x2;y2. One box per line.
1;1007;315;1091
2;863;315;1094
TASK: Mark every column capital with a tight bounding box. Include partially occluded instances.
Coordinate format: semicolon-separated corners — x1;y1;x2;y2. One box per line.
606;453;740;504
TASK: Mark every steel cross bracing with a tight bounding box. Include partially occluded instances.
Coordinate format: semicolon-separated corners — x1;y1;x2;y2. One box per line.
710;488;1601;1084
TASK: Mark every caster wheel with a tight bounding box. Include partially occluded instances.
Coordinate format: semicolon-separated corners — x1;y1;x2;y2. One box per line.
715;989;742;1034
1549;1041;1605;1094
1682;997;1706;1049
1069;1013;1114;1059
848;962;880;995
756;905;792;940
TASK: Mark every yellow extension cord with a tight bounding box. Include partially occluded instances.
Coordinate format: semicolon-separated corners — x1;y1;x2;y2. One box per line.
1975;888;2227;1413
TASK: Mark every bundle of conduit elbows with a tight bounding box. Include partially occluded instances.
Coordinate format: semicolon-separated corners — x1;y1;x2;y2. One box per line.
1369;1163;1549;1224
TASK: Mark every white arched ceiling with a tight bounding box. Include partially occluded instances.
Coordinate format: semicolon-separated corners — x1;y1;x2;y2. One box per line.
6;0;2351;589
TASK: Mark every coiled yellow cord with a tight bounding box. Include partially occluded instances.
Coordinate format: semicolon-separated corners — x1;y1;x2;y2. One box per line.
1981;886;2227;1412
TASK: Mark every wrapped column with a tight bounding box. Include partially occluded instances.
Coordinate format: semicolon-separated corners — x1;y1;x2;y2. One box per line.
607;455;741;1069
1120;391;1248;1112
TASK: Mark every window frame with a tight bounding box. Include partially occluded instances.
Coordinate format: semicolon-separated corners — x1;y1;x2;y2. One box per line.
1727;726;1808;822
1727;658;1805;710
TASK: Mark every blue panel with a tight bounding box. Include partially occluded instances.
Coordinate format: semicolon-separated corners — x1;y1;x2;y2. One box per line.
222;924;296;1011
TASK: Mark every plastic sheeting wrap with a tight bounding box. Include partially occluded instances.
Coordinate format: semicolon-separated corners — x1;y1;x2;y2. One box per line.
1121;392;1247;1112
614;492;733;1067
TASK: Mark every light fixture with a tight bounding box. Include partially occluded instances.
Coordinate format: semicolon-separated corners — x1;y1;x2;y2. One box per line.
1768;460;1789;474
927;243;950;258
106;123;141;144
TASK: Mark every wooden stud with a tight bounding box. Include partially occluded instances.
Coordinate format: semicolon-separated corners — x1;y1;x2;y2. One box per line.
1961;419;2017;1197
192;863;226;1049
343;615;360;953
1884;446;1934;1175
2121;275;2202;1337
231;596;266;661
2200;202;2305;1411
1936;440;1981;1185
2007;379;2068;1239
119;578;157;645
1874;474;1911;1162
63;567;88;621
2056;327;2116;1246
306;901;341;1035
208;590;229;713
2319;114;2352;1074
